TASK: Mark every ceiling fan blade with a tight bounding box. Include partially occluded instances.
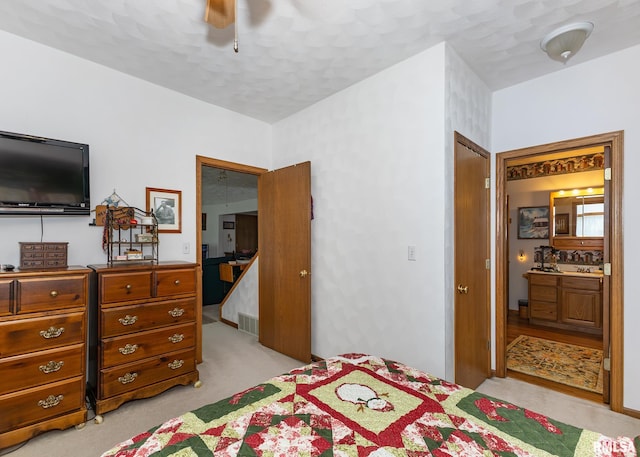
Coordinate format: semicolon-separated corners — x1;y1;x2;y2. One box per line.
205;0;235;29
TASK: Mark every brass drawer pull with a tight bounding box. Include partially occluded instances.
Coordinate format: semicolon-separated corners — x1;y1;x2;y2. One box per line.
38;394;63;409
168;333;184;344
168;360;184;370
39;360;64;374
174;279;181;285
118;315;138;326
168;307;185;318
40;326;65;339
49;290;59;298
118;372;138;384
118;344;138;355
125;284;132;291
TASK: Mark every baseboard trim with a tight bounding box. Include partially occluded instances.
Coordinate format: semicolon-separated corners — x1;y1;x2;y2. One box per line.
220;317;238;329
623;407;640;420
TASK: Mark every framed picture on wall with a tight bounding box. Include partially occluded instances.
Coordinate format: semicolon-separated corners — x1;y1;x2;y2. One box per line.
146;187;182;233
517;206;549;239
223;221;235;229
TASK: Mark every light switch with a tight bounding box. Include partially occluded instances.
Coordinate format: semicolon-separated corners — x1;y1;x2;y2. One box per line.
408;245;416;261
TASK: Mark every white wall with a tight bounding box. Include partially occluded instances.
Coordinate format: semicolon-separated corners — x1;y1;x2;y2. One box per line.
273;43;447;378
0;30;271;266
221;258;259;324
492;43;640;410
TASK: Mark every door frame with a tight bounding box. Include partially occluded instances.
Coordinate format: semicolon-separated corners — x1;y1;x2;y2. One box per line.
195;156;267;363
495;131;624;412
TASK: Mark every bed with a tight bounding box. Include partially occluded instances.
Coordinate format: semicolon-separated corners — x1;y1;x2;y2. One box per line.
100;354;638;456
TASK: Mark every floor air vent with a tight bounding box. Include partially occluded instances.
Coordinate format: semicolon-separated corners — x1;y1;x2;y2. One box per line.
238;313;258;337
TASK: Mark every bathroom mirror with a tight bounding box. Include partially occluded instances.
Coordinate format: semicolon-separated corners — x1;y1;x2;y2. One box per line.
549;187;604;250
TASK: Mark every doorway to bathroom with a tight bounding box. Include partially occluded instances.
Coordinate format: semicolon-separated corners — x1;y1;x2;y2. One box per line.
495;131;624;412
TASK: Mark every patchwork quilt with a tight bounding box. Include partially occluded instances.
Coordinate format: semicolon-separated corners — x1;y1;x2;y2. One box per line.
100;354;638;456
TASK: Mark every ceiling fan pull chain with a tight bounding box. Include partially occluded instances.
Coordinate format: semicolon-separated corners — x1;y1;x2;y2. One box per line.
233;0;239;53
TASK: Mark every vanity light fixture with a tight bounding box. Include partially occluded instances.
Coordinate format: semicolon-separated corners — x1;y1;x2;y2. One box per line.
541;22;594;63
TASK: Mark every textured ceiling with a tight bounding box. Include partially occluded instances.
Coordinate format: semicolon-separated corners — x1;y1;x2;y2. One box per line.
0;0;639;124
202;167;258;206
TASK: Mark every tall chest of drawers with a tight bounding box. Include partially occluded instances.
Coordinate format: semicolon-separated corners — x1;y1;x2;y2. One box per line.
0;267;89;450
87;262;199;417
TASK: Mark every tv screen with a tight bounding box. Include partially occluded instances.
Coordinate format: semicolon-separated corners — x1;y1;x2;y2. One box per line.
0;131;90;215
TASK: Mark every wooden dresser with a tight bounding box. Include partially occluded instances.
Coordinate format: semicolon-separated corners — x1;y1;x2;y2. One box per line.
0;267;89;450
87;262;199;417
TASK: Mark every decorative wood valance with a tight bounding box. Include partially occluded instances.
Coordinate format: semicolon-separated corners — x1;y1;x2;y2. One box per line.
507;152;604;181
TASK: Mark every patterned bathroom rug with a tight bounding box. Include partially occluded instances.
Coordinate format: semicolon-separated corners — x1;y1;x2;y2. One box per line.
507;335;603;394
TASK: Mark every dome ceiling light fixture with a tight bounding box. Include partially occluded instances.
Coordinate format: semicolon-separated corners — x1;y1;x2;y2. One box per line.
540;22;594;64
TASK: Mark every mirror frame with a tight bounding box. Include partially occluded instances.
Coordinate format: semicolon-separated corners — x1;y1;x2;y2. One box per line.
549;186;604;250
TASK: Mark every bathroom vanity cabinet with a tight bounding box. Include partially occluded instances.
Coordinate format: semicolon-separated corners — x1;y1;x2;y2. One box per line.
526;271;602;334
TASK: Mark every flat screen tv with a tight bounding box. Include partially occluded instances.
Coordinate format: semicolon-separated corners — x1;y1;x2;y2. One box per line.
0;130;90;215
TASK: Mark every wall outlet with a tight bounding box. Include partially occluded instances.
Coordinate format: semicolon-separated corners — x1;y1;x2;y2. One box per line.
182;242;190;254
408;245;416;261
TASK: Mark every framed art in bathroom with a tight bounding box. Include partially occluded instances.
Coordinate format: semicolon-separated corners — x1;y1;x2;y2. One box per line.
517;206;549;239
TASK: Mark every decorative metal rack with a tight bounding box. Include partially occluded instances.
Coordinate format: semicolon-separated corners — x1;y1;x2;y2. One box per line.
106;207;158;265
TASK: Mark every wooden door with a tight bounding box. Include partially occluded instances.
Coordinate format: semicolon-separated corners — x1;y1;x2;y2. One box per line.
258;162;312;362
454;132;491;388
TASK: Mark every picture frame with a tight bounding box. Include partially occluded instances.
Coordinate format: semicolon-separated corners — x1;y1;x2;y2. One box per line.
554;213;570;235
223;221;235;230
146;187;181;233
517;206;549;239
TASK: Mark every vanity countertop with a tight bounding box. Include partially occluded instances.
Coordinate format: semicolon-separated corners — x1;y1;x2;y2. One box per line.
525;269;603;278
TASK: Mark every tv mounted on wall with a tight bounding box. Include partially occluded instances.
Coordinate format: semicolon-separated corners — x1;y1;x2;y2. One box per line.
0;130;90;215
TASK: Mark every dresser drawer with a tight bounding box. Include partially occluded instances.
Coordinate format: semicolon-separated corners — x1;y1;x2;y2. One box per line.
0;377;84;433
0;344;83;395
0;279;12;316
16;275;86;313
101;299;195;337
0;312;85;358
100;349;196;398
21;251;67;261
20;259;70;269
156;268;196;297
101;271;153;304
101;323;196;368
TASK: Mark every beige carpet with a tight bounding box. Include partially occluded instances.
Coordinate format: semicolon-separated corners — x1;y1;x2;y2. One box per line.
2;321;301;457
202;304;218;324
3;324;639;456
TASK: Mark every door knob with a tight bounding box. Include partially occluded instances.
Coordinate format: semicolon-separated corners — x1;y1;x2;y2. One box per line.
300;270;309;278
457;284;469;294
